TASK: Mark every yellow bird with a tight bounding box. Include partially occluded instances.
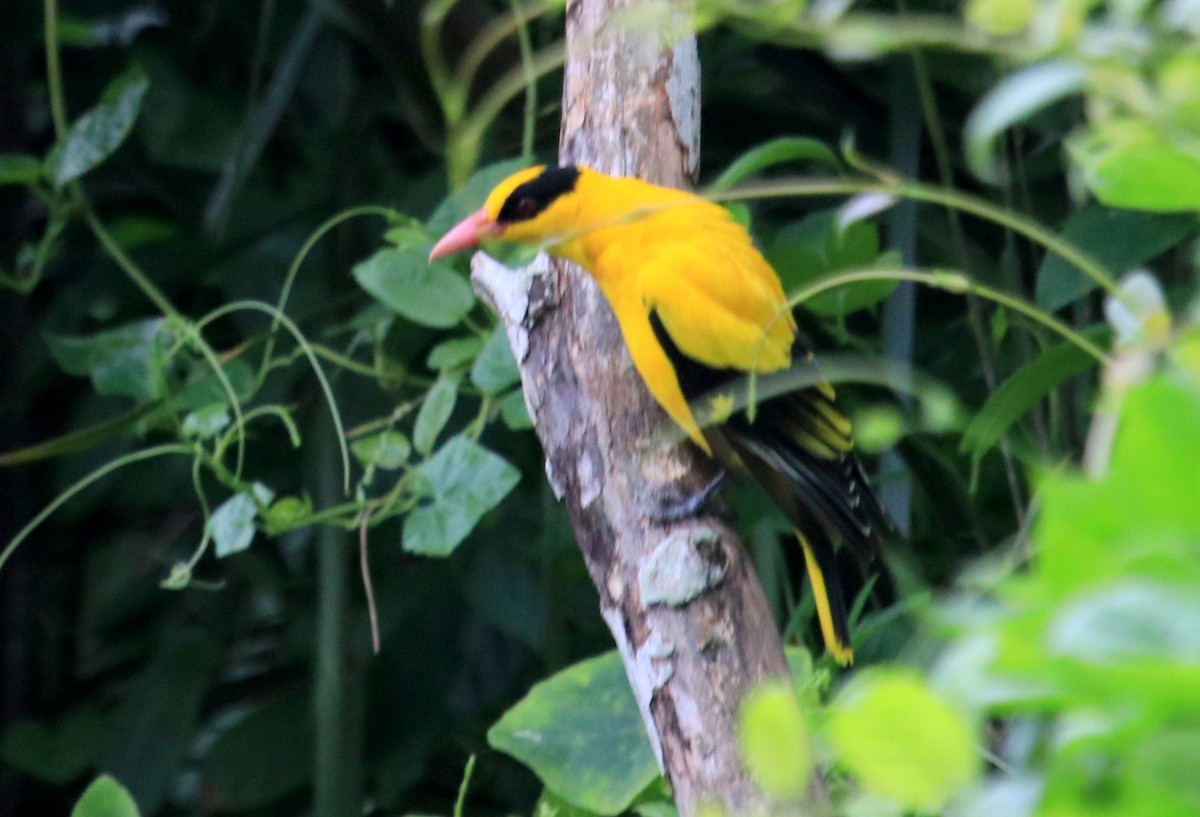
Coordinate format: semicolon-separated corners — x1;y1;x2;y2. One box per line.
430;165;886;665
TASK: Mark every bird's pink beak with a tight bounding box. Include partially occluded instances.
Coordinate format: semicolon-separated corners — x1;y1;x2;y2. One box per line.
428;207;503;260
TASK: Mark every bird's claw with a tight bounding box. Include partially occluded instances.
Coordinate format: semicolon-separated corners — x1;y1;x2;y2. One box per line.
652;470;728;524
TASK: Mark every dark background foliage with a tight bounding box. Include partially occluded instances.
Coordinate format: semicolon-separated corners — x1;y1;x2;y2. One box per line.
2;1;1197;815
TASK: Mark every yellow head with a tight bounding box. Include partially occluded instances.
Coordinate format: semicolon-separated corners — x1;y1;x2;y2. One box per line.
429;165;585;260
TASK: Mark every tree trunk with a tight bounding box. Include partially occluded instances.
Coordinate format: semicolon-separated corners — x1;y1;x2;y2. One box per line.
471;2;792;814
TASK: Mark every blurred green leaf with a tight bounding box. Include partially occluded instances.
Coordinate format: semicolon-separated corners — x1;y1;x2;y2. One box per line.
0;707;105;784
827;671;977;810
403;436;519;556
71;775;141;817
471;326;519;394
209;489;263;557
48;66;150;188
500;389;533;430
173;358;256;411
1069;118;1200;211
414;375;459;456
200;690;312;809
352;430;411;470
182;404;231;439
739;680;811;800
488;651;657;815
767;211;896;316
708;136;840;192
965;0;1036;34
427;336;484;370
1036;205;1196;311
265;495;313;531
0;154;42;186
101;630;220;814
427;158;530;235
1047;581;1200;663
353;247;475;329
45;318;170;401
965;61;1088;182
959;328;1107;459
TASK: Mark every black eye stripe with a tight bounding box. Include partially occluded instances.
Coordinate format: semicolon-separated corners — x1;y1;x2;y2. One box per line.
497;166;581;223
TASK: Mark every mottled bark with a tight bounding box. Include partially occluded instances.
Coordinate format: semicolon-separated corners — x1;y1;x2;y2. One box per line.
470;2;791;814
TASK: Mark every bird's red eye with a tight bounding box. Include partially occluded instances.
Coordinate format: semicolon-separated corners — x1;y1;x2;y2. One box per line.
513;196;538;219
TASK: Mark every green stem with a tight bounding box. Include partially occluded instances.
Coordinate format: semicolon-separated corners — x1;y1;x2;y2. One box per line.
510;0;538;160
707;177;1121;301
259;204;399;386
786;268;1111;362
0;444;193;574
43;0;68;138
314;426;351;817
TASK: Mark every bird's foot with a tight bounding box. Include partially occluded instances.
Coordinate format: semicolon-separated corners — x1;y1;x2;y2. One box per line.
652;470;728;524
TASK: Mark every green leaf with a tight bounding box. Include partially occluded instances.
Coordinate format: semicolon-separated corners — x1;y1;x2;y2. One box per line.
964;60;1088;182
708;136;840;192
414;375;459;456
427;336;484;370
965;0;1036;34
265;495;313;532
403;436;520;556
1047;581;1200;663
488;651;657;815
1036;204;1196;311
209;491;259;557
1069;118;1200;212
174;358;256;411
48;66;150;188
0;707;105;784
500;389;533;430
959;327;1108;459
471;326;519;394
739;680;812;800
200;689;312;809
353;247;475;329
71;775;141;817
0;154;42;187
182;404;231;439
45;318;170;401
352;430;411;469
101;630;220;814
827;671;977;810
767;211;896;317
427;157;530;235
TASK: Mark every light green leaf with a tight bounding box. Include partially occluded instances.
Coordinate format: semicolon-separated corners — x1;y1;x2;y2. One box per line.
959;327;1108;459
488;651;657;815
182;405;231;439
471;326;519;394
352;430;411;469
403;436;519;556
1047;581;1200;663
353;247;475;328
209;492;258;557
827;671;977;810
265;495;313;532
966;0;1036;34
964;60;1088;182
45;318;170;401
500;390;533;430
71;775;141;817
708;136;840;192
49;66;150;188
1069;118;1200;212
739;680;811;800
1036;204;1196;312
0;154;42;187
427;336;484;370
414;375;459;456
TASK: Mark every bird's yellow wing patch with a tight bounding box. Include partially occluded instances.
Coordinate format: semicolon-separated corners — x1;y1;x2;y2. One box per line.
639;239;796;376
